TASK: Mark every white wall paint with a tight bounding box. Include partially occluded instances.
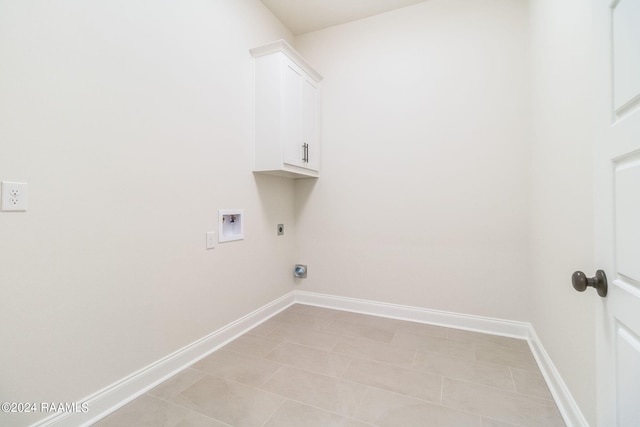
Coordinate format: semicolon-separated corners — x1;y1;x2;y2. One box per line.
529;0;596;424
0;0;599;425
294;0;532;321
0;1;295;425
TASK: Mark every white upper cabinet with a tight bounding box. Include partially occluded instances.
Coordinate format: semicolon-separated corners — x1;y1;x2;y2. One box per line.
251;40;322;178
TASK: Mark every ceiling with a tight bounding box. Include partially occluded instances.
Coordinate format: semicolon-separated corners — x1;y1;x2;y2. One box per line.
260;0;430;35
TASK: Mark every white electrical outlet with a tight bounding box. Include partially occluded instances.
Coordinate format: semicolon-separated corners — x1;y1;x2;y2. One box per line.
1;181;28;211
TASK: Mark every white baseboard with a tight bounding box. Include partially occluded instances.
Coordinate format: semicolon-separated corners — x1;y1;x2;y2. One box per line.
33;290;587;427
293;291;531;339
33;292;295;427
526;328;590;427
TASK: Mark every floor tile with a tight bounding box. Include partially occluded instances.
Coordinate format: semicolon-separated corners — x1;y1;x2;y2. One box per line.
173;411;231;427
332;336;417;368
271;308;335;331
482;417;521;427
394;321;451;339
354;386;424;423
93;394;224;427
264;341;352;378
447;329;530;353
191;349;281;387
148;368;208;401
170;375;283;427
475;344;539;372
98;305;565;427
222;333;281;357
324;319;396;343
391;330;475;360
267;322;342;351
264;400;370;427
247;319;282;337
510;368;554;400
342;358;442;402
331;311;407;332
285;304;341;319
261;365;367;417
413;351;515;391
356;387;481;427
441;377;565;427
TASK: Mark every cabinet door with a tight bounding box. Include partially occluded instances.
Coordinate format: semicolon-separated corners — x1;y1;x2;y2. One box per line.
301;76;319;171
282;61;304;168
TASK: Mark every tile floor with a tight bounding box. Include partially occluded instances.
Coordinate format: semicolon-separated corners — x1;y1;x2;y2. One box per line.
94;304;565;427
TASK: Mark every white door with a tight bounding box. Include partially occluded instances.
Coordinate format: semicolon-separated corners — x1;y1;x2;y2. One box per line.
593;0;640;426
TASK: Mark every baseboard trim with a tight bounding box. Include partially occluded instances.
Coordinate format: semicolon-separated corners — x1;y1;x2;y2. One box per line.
292;291;531;339
34;290;587;427
34;292;295;427
526;327;590;427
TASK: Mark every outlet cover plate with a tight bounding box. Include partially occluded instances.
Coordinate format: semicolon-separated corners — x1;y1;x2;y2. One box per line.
1;181;28;211
206;232;216;249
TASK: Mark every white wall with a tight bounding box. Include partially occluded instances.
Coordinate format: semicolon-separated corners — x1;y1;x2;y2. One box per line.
0;1;295;425
0;0;599;425
294;0;532;321
528;0;596;424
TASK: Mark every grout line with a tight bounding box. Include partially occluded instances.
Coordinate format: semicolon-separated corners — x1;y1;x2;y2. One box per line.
268;335;340;353
273;312;335;333
481;415;528;427
148;375;232;427
410;349;418;368
258;363;285;388
509;368;557;402
260;398;287;427
340;356;356;380
362;382;485;421
438;378;529;426
508;366;517;394
189;409;234;427
352;386;370;421
441;376;557;405
346;355;434;374
260;340;285;359
277;396;367;423
145;368;207;402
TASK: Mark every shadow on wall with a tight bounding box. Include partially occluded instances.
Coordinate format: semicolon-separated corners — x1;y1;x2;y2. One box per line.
293;177;317;217
253;172;296;220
